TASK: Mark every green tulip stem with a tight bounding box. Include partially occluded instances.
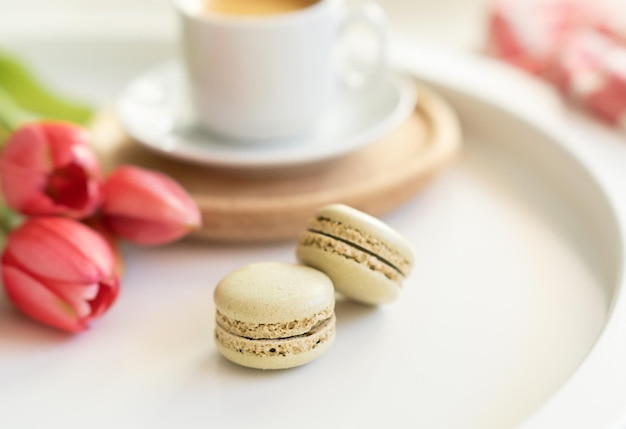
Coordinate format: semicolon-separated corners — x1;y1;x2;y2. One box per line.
0;203;22;250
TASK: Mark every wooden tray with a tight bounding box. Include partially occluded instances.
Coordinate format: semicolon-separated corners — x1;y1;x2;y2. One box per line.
90;84;461;242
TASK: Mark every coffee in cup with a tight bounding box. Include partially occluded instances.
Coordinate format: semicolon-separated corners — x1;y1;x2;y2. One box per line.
203;0;320;16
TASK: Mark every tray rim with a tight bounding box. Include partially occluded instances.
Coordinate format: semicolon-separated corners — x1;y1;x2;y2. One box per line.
394;39;626;429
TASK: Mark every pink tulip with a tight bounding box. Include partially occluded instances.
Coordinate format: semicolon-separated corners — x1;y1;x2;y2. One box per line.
101;165;201;245
1;217;119;332
0;122;102;219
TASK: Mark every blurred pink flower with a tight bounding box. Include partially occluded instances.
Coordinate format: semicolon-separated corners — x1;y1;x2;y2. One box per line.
488;0;587;75
0;122;102;219
488;0;626;127
101;165;201;245
1;217;119;332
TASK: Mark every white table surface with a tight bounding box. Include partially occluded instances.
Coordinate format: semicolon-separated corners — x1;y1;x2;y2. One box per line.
1;1;626;429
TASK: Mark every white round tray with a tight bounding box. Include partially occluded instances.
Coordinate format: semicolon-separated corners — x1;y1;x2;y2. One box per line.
0;38;624;429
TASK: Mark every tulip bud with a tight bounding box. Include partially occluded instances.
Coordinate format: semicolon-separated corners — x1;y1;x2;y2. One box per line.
0;122;102;219
1;217;119;332
101;165;201;245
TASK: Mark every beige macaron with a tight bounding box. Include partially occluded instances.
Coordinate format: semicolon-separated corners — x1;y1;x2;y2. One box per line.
213;262;336;370
296;204;415;305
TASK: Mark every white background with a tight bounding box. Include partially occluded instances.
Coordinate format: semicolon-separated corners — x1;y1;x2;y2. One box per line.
0;0;492;48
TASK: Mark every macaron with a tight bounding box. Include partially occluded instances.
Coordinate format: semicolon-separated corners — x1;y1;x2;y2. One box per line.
296;204;415;305
213;262;336;370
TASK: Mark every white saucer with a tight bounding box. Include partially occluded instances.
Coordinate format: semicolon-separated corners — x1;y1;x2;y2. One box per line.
116;61;418;169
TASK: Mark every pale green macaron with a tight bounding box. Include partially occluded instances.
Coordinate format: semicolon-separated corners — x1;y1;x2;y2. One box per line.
296;204;415;305
213;262;336;370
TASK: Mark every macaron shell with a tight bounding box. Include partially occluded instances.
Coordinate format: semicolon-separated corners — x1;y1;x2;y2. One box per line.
313;204;415;266
214;262;335;325
215;314;336;370
297;242;400;305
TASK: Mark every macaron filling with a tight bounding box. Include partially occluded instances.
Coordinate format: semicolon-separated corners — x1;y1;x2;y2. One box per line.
215;305;334;339
215;314;336;358
302;216;411;281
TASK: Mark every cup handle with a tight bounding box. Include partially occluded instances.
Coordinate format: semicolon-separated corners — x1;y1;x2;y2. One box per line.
337;2;388;89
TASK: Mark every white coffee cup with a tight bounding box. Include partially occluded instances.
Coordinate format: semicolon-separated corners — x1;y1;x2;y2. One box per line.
174;0;387;142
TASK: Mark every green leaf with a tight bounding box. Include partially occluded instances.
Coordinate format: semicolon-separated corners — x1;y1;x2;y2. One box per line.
0;48;93;126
